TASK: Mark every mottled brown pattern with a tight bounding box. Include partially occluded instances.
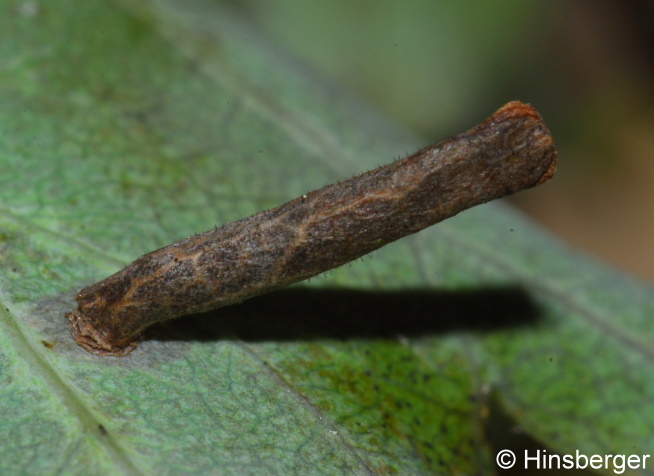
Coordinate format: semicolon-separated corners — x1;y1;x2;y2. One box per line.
68;101;557;356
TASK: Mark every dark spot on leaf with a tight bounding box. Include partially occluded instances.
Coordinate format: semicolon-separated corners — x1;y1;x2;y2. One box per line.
41;340;54;349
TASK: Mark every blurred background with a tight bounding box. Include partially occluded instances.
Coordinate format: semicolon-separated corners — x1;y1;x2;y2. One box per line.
228;0;654;283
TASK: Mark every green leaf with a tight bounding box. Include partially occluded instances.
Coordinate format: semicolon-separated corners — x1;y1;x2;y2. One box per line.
1;0;652;474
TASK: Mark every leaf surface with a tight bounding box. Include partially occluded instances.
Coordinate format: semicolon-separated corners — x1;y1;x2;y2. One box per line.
1;1;652;474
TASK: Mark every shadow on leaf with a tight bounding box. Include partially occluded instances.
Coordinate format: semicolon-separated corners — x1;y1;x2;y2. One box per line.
146;286;542;344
